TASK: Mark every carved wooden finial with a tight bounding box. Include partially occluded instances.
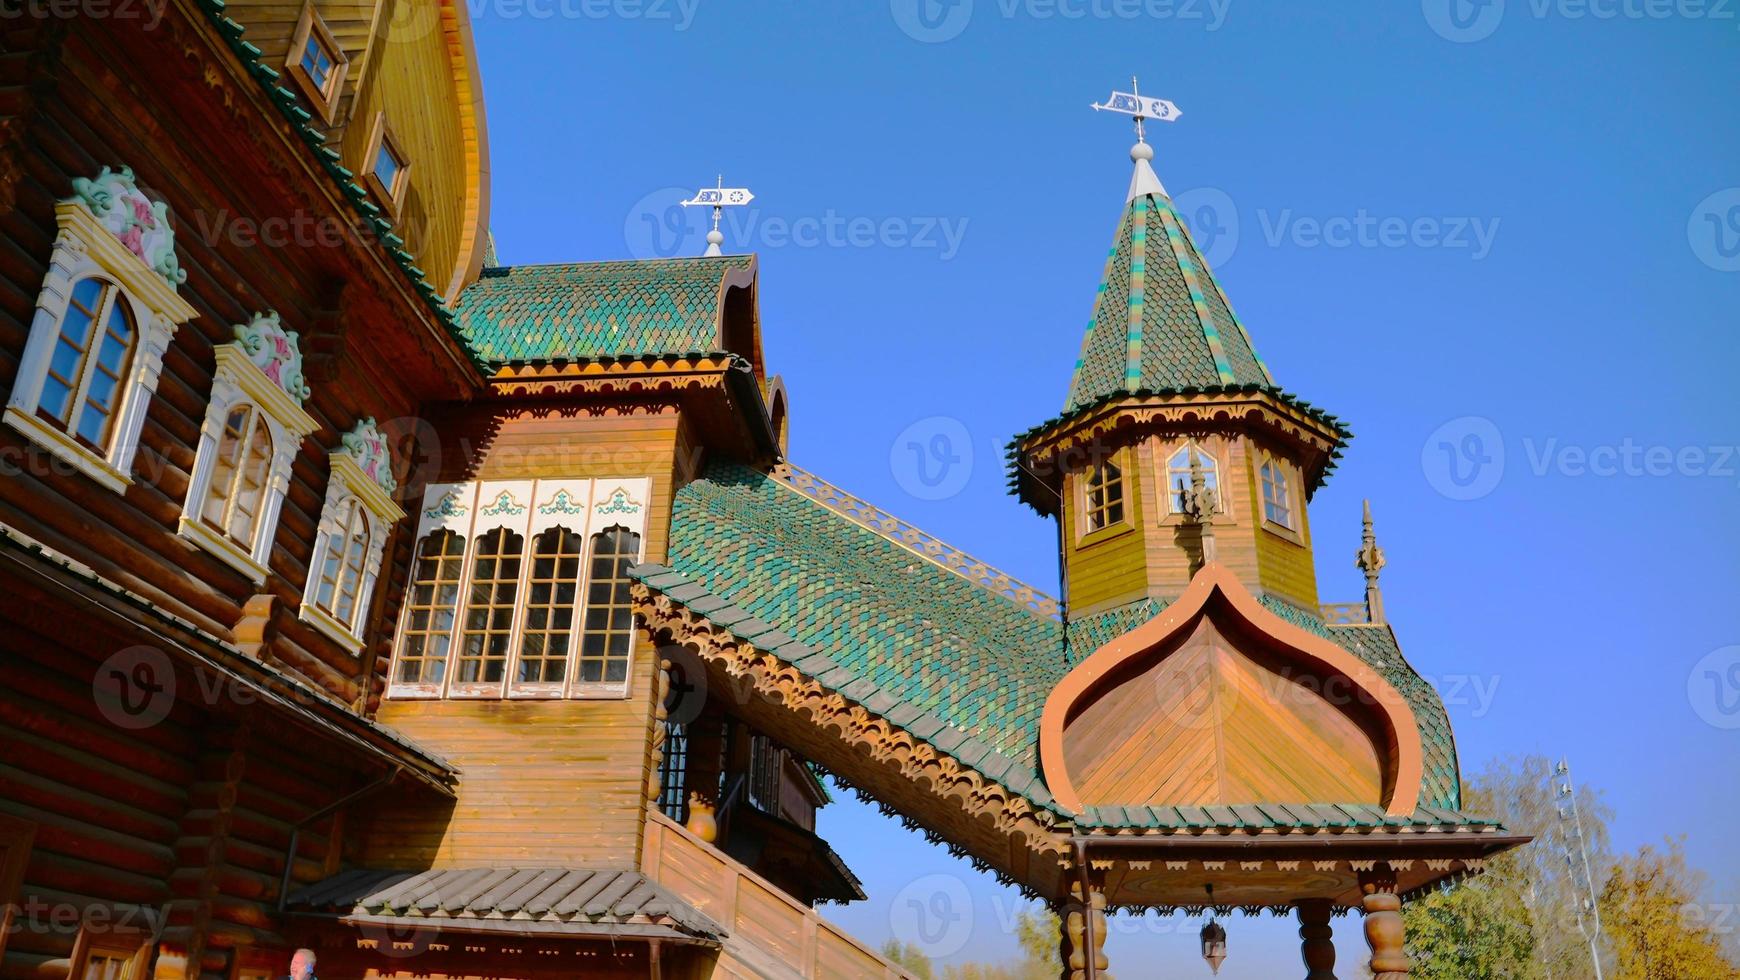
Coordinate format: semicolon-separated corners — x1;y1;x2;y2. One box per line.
1356;499;1387;625
1178;446;1220;572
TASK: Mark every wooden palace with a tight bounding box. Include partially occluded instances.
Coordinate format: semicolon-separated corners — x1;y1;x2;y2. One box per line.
0;3;1527;979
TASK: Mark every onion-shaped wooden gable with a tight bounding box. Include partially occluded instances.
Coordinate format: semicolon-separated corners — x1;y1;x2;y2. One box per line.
1040;563;1424;816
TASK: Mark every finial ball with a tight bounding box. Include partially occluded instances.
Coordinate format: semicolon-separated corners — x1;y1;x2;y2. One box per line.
706;229;724;246
1131;141;1154;162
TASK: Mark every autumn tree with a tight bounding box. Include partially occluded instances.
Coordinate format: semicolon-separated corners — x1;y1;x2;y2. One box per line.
1601;837;1740;980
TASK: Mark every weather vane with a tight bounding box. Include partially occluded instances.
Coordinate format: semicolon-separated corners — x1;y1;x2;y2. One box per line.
681;175;755;256
1091;76;1182;144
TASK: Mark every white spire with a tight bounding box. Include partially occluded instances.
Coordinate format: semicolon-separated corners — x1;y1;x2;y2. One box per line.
1127;140;1167;202
1091;77;1180;202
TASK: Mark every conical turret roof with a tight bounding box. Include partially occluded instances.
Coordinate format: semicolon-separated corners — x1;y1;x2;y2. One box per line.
1064;146;1274;413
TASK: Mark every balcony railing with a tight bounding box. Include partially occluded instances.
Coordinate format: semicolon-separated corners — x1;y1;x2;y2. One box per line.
640;810;914;979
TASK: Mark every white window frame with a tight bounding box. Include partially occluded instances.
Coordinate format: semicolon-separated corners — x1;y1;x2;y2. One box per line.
1258;451;1300;534
569;505;646;700
1161;439;1226;520
300;418;405;654
390;483;476;699
447;480;535;698
510;478;594;700
386;477;650;701
4;167;196;492
178;312;318;584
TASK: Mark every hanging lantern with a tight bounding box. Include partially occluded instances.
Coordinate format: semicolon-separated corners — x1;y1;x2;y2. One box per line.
1200;884;1228;974
1199;919;1227;974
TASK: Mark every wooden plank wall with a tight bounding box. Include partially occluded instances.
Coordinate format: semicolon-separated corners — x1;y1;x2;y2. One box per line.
221;0;477;298
0;14;442;710
0;598;357;980
363;409;693;869
1063;431;1321;618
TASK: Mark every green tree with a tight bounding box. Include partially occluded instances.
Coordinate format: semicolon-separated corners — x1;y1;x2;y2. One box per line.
1406;755;1612;979
1404;875;1537;979
933;907;1059;980
882;939;936;979
1601;837;1740;979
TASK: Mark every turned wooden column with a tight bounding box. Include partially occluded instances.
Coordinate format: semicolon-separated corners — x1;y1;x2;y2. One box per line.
1359;866;1411;979
1064;845;1109;980
1296;898;1337;979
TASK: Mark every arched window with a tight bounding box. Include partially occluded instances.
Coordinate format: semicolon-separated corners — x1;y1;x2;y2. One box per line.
454;528;523;685
36;277;136;451
1166;443;1220;515
314;497;372;629
1260;457;1295;529
1083;458;1125;532
396;530;465;686
199;403;275;547
578;526;640;687
517;527;585;687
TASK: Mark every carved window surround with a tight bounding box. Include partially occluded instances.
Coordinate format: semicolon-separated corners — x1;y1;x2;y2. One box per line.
300;419;405;654
179;317;318;584
388;477;652;701
5;192;196;492
1155;436;1233;526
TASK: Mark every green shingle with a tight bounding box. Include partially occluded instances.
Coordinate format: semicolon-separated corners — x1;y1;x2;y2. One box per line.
453;256;754;364
1064;191;1271;413
651;463;1069;779
641;463;1466;819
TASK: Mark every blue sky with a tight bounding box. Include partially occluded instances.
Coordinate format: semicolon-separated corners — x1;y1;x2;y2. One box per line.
471;1;1739;973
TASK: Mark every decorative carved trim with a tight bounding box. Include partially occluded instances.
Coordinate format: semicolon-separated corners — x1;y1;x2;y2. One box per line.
69;165;187;289
1014;390;1346;513
636;583;1071;871
770;463;1061;619
232;311;312;405
338;417;398;495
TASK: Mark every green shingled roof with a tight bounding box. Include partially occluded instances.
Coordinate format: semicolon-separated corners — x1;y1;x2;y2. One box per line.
1065;186;1272;413
644;463;1070;786
453;256;754;364
635;465;1465;818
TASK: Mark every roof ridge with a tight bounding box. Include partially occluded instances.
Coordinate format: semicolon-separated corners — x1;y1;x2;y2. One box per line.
768;463;1060;620
481;255;755;273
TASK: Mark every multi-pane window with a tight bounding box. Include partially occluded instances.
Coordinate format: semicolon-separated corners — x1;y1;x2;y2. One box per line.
396;531;466;686
285;2;347;122
178;312;317;584
1166;443;1220;515
364;114;410;213
299;33;336;93
657;720;690;823
37;277;135;451
8;165;197;493
1083;458;1125;532
313;497;371;626
579;526;640;686
199;403;274;548
299;417;404;653
454;528;523;686
389;479;650;700
80;951;136;980
1261;457;1295;529
519;528;584;686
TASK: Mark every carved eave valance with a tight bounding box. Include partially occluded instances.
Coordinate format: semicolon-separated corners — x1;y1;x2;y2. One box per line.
634;579;1076;899
1011;389;1348;515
